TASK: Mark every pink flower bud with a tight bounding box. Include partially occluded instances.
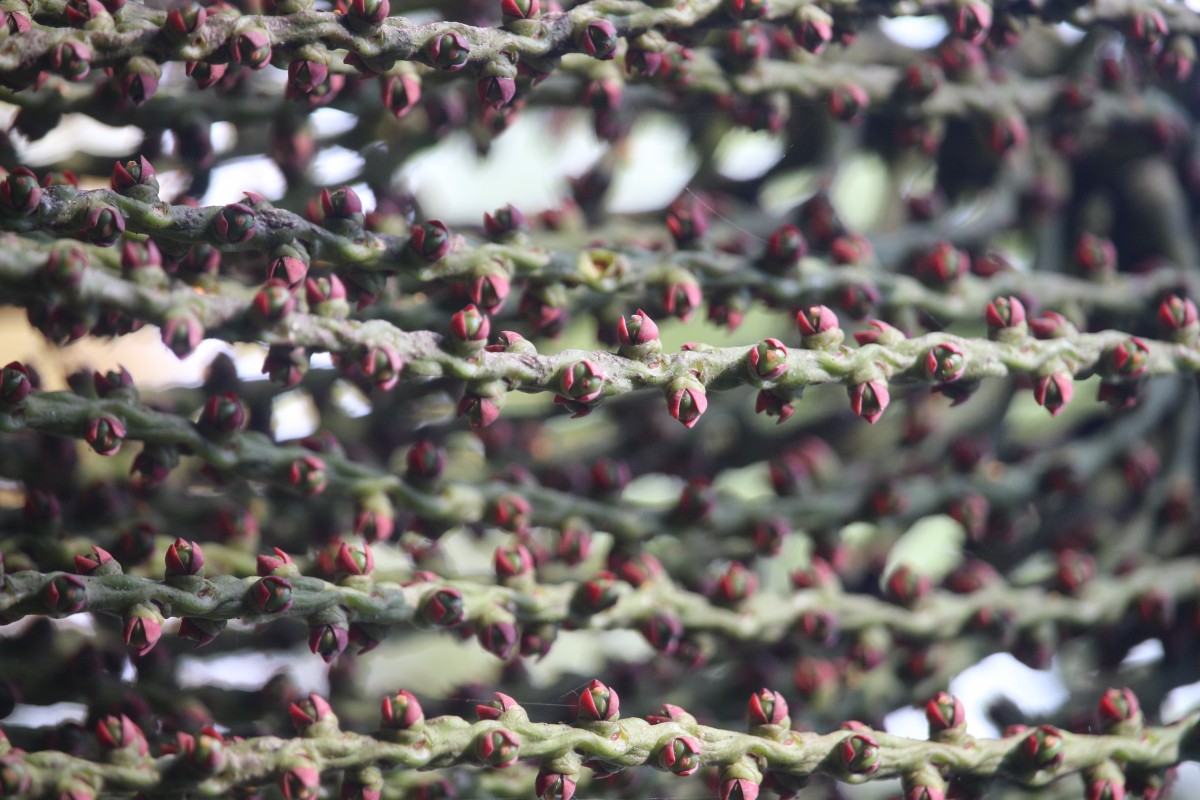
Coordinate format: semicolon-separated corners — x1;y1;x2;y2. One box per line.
165;538;205;577
280;765;321;800
476;691;518;721
577;679;619;721
123;605;163;656
666;379;708;428
535;770;576;800
747;687;789;727
848;379;889;423
1033;373;1074;416
656;736;701;776
475;728;521;768
381;690;424;729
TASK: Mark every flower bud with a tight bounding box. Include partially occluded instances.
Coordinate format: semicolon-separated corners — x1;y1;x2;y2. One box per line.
86;414;126;456
1020;725;1065;770
560;360;605;404
925;342;966;383
408;219;451;261
449;304;490;346
418;587;465;627
925;692;966;737
95;714;148;756
123;603;164;656
569;571;619;617
178;617;226;647
576;19;619;60
381;690;424;730
116;58;160;106
426;32;470;71
747;688;789;728
457;391;503;428
886;565;931;606
74;545;118;577
381;74;422;118
986;295;1027;340
914;241;969;286
494;542;534;579
197;392;246;439
656;736;701;776
213;202;256;244
848;379;889;423
535;770;576;800
794;5;833;53
232;28;272;69
483;204;525;239
840;732;880;774
110;156;157;195
1102;337;1149;379
288;455;327;495
1;361;34;407
747;339;788;381
165;4;206;42
335;542;374;578
577;679;619;721
477;74;517;109
475;691;518;721
43;573;88;616
0;168;41;217
1098;687;1142;732
249;575;294;613
1158;295;1198;341
280;765;321;800
309;623;349;662
1033;373;1074;416
475;729;521;768
161;313;204;358
666;376;708;429
165;538;205;578
84;205;125;247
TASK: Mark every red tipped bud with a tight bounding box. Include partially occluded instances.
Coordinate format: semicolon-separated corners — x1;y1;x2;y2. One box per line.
577;679;619;721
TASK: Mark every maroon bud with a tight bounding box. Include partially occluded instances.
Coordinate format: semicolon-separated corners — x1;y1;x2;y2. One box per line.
665;194;709;246
198;392;247;439
74;545;118;576
83;205;125;247
381;74;422;118
1101;337;1149;379
476;691;518;721
797;304;840;340
1055;548;1096;595
86;414;126;456
576;19;619;60
165;538;205;577
309;623;350;662
477;75;517;109
450;304;490;344
827;83;869;123
763;224;808;270
755;389;795;424
1098;687;1141;731
381;690;425;729
92;366;133;398
457;392;502;428
232;28;272;70
714;561;757;605
494;542;534;579
840;733;881;774
560;360;605;404
280;765;321;800
408;220;451;261
213;202;256;244
914;241;968;286
165;4;206;42
535;770;576;800
288;60;329;95
257;550;295;579
666;378;708;429
618;308;660;347
469;273;511;313
662;277;703;320
886;565;931;606
95;715;148;756
558;522;593;564
335;542;374;577
747;338;789;381
476;729;521;768
1;361;34;407
44;246;89;291
925;342;966;383
570;571;619;616
116;59;160;106
110;156;157;195
1033;373;1074;416
426;32;470;71
287;455;327;496
747;688;789;727
1021;725;1065;769
925;692;966;735
986;295;1027;337
43;574;88;616
419;587;465;627
656;736;701;776
290;694;335;734
123;605;164;656
719;777;759;800
51;40;92;80
639;611;683;654
161;314;204;358
477;620;519;660
848;379;889;423
186;60;227;89
405;440;445;484
577;679;619;722
178;617;226;647
1074;232;1117;276
1;168;41;217
489;493;531;532
249;575;294;613
1158;295;1199;339
483;204;525;239
502;0;539;20
794;7;833;53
